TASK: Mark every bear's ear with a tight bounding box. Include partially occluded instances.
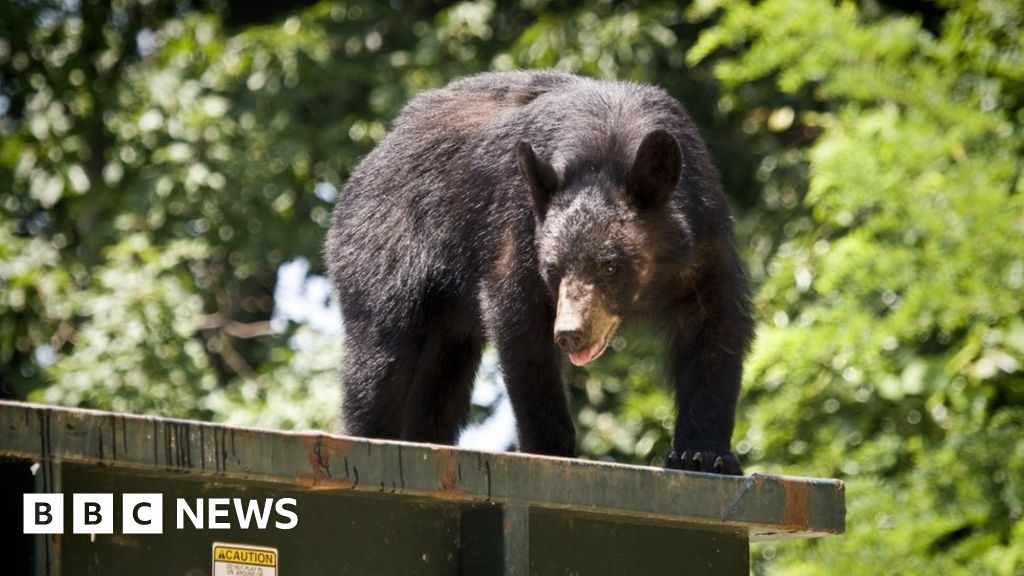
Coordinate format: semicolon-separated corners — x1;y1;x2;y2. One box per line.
628;129;682;210
516;141;559;217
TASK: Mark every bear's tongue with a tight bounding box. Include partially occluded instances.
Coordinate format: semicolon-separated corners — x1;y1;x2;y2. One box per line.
569;338;606;366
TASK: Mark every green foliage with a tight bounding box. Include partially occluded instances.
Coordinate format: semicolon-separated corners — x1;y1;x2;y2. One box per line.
690;0;1024;572
37;235;217;417
0;220;72;396
2;1;1022;573
567;326;675;464
203;325;340;431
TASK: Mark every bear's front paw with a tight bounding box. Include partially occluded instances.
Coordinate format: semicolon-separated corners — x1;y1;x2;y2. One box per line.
666;449;743;475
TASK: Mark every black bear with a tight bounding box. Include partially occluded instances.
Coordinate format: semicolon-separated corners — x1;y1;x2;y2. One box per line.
325;70;753;474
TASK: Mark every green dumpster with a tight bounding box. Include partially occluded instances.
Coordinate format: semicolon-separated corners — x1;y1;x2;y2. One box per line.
2;401;844;575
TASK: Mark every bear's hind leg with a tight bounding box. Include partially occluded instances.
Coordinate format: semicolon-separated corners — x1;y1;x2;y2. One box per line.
403;334;484;444
339;323;421;440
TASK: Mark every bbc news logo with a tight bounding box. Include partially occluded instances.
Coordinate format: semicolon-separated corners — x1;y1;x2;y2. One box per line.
24;494;298;534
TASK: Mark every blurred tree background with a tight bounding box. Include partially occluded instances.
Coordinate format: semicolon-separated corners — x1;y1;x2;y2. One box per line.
1;0;1022;572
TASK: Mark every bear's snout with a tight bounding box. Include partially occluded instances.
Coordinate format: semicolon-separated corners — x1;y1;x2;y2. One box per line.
554;328;586;353
554;278;593;350
554;278;619;365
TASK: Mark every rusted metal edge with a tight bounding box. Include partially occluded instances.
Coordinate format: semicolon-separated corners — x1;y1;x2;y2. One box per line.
0;401;844;541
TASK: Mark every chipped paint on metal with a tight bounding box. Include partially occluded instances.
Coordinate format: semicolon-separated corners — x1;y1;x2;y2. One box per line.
436;448;467;498
782;479;811;529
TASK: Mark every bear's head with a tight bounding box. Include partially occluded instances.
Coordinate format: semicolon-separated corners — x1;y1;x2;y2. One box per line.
516;129;686;366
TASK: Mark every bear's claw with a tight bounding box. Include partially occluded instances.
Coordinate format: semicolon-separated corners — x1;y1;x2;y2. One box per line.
666;449;743;476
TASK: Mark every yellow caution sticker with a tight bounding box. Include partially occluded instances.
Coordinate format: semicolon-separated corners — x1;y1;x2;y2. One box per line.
212;542;278;576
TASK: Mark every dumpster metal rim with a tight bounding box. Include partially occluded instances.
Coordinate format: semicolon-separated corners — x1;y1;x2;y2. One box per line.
0;400;845;541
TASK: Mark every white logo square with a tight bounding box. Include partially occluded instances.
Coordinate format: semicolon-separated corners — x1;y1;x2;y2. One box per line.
122;494;163;534
73;493;114;534
23;494;63;534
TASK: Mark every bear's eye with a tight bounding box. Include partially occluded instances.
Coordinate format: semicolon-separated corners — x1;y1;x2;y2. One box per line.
543;264;563;284
602;263;618;276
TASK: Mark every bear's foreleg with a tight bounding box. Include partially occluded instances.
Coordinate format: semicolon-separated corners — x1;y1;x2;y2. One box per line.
483;284;576;457
667;252;753;475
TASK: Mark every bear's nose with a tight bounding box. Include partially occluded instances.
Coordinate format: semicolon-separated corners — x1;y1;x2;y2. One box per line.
555;330;585;352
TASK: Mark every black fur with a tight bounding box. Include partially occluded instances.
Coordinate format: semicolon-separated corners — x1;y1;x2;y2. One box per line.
325;70;753;474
